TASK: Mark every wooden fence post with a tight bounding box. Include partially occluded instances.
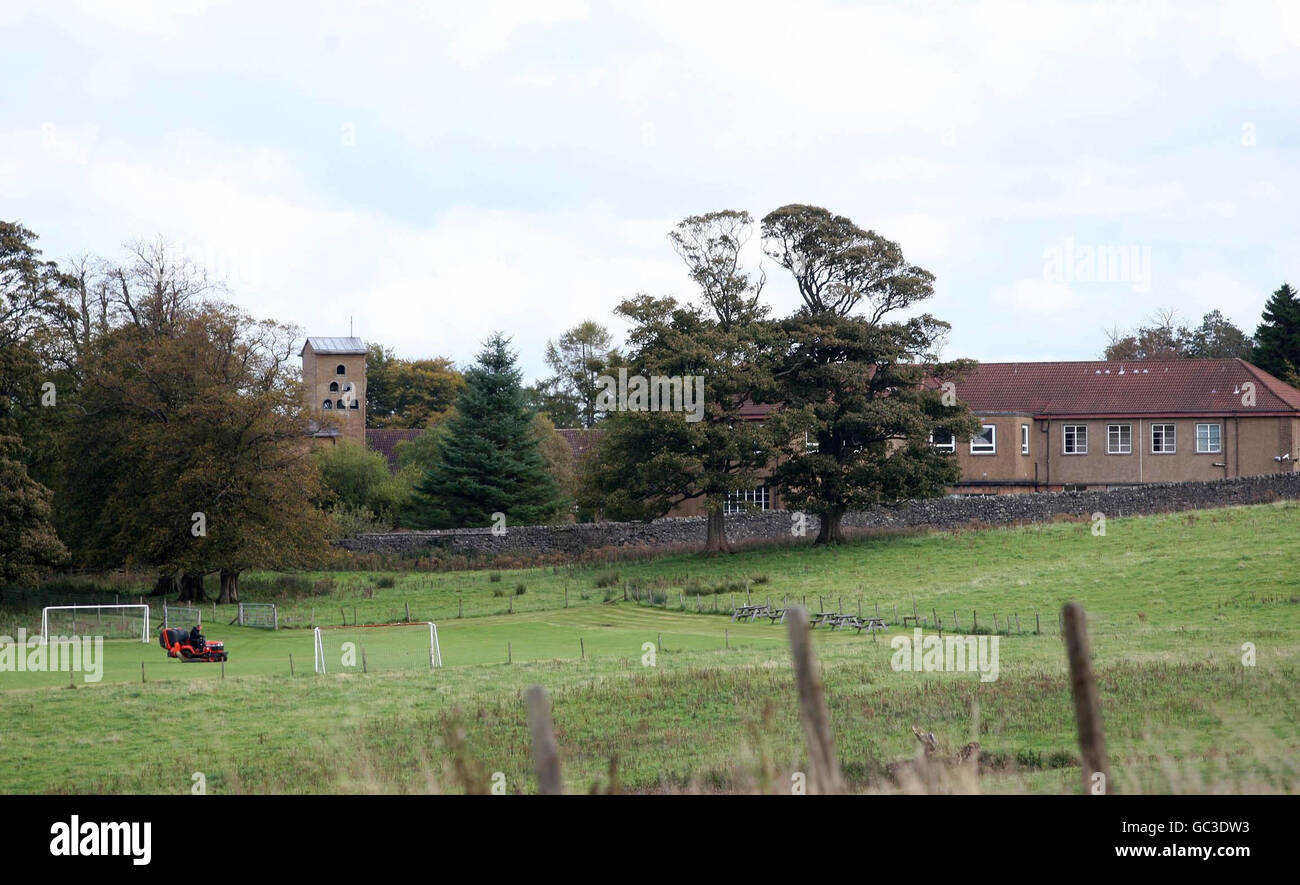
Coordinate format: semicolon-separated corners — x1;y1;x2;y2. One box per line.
289;654;294;676
580;638;584;660
526;685;563;795
508;642;512;664
1035;612;1041;634
786;608;843;794
1062;603;1111;795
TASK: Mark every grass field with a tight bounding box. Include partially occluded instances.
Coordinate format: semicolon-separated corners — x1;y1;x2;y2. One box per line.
1;501;1297;794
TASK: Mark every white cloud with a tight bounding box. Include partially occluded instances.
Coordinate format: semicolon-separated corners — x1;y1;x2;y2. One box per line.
991;279;1080;314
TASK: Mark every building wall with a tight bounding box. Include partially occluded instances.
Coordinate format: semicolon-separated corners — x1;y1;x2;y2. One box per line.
303;345;366;446
956;414;1300;491
953;413;1038;489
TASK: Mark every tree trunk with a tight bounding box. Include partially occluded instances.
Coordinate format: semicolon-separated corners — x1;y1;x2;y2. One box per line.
702;507;733;554
150;573;178;597
176;572;207;603
217;569;241;605
814;508;846;545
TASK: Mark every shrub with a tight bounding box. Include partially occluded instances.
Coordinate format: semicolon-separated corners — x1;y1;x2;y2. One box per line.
492;588;505;598
1046;750;1076;769
515;583;527;595
594;571;619;588
1015;748;1043;769
489;572;502;583
376;576;396;589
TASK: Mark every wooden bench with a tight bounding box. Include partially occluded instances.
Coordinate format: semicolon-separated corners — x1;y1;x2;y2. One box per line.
731;604;772;622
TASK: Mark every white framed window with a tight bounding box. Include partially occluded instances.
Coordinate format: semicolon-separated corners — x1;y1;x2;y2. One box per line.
1151;423;1176;454
930;428;955;452
1021;424;1030;455
970;424;996;455
1196;423;1221;453
1063;424;1088;454
803;431;819;453
1107;424;1131;455
724;486;770;515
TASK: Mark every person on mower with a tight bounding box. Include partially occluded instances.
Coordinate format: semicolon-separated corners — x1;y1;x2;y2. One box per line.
189;623;205;652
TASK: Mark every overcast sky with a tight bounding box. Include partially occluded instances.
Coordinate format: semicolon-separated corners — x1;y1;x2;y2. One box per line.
4;1;1298;380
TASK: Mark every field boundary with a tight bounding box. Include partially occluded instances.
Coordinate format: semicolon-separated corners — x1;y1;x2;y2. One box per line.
337;471;1300;559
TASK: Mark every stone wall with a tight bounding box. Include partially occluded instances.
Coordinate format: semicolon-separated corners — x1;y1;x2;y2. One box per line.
337;471;1300;559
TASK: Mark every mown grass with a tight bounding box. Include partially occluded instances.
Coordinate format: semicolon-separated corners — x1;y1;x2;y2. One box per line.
0;501;1297;794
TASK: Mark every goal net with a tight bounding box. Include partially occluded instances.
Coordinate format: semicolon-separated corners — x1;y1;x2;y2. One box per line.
163;604;202;630
238;603;278;630
313;623;442;674
41;605;150;644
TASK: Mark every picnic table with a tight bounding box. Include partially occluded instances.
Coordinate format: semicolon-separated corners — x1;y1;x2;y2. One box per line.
731;603;772;622
855;616;888;633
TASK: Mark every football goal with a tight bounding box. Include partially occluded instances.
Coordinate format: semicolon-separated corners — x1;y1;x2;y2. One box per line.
41;605;150;644
238;603;278;630
313;622;442;674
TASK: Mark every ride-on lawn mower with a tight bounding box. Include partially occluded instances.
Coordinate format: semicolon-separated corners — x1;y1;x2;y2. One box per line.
159;626;228;662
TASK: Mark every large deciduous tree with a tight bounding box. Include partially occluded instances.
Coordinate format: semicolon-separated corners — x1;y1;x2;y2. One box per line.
365;343;464;428
580;211;778;553
1103;308;1254;361
0;222;70;581
541;320;616;428
761;204;979;545
59;241;333;601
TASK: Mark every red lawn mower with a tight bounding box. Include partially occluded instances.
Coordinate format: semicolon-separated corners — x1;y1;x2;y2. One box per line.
159;626;228;663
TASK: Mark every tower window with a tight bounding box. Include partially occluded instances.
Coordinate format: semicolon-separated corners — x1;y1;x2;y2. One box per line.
336;399;346;410
349;399;359;409
329;381;339;392
322;400;332;410
336;364;346;375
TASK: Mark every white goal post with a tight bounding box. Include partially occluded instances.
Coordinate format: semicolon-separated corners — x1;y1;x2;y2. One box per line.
41;605;150;644
313;622;442;674
238;603;278;629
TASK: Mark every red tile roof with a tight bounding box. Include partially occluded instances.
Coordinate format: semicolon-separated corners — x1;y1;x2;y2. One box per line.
948;359;1300;417
556;428;602;460
366;428;424;468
